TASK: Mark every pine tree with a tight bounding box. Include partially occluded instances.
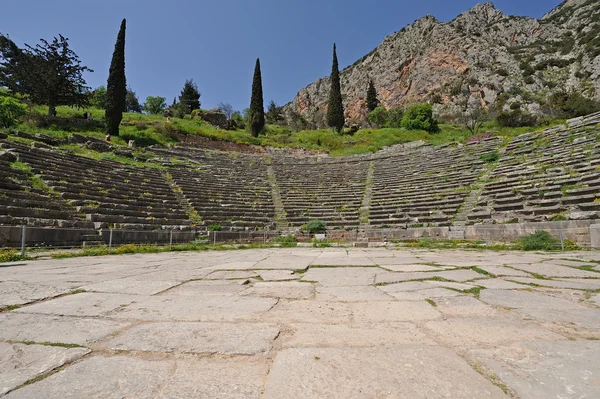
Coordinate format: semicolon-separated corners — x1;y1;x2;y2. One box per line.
105;19;127;136
248;58;265;137
366;79;378;112
179;79;200;113
327;43;345;133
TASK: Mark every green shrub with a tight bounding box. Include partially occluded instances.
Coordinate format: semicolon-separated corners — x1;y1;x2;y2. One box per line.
208;224;222;231
497;110;537;128
519;231;559;251
401;103;439;133
304;220;326;234
480;151;500;163
0;249;24;263
367;106;388;128
119;130;161;147
0;96;28;128
548;91;600;118
274;235;297;247
386;107;404;128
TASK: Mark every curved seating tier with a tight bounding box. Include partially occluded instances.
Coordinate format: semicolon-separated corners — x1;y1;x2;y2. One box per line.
470;113;600;224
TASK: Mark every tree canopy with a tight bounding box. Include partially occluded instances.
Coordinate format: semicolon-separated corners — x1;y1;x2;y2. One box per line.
105;19;127;136
248;58;265;137
179;79;201;114
326;43;344;133
366;79;378;112
0;33;92;116
143;96;167;115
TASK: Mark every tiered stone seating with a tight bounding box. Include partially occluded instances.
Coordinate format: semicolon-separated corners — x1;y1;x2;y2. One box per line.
3;141;190;230
271;155;370;228
152;147;276;230
0;145;86;227
470;114;600;224
369;139;502;228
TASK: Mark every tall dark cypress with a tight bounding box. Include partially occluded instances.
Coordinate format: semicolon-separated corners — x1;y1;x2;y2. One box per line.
327;43;344;133
366;79;378;112
105;19;127;136
249;58;265;137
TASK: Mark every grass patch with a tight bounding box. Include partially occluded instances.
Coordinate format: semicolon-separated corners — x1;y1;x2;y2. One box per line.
1;304;22;312
463;286;483;298
19;341;85;349
425;298;437;307
579;265;600;273
530;272;550;280
471;266;495;277
0;249;28;263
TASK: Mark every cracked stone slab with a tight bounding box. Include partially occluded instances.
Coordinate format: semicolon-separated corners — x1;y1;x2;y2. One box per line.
0;313;130;346
475;279;531;290
240;282;314;299
302;267;380;286
508;277;600;290
204;270;258;280
316;286;393;301
517;308;600;330
263;346;508;398
257;270;299;281
351;301;441;322
472;341;600;399
4;354;269;399
280;322;436;348
0;342;89;396
81;278;179;295
107;322;279;355
592;294;600;306
108;295;277;322
375;269;485;284
378;263;448;272
160;280;249;296
478;266;532;277
433;296;502;318
510;263;600;278
15;293;142;317
262;300;353;324
479;289;588;310
0;281;74;308
424;316;565;348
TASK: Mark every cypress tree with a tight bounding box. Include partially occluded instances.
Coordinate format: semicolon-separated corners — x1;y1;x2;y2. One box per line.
248;58;265;137
366;79;378;112
179;79;201;113
327;43;344;133
105;19;127;136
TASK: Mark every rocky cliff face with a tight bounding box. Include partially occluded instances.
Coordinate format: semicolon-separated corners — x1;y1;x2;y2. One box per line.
284;0;600;127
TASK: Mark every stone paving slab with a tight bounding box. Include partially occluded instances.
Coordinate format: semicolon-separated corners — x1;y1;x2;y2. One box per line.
316;286;393;301
0;343;89;396
16;293;142;317
377;263;448;272
280;322;436;348
81;278;179;296
479;266;532;277
4;355;269;399
257;270;299;281
375;269;486;284
263;346;508;398
0;281;74;308
160;280;250;297
108;295;277;322
480;289;589;310
107;322;280;355
239;281;314;299
475;278;531;290
510;263;600;278
509;277;600;290
351;301;441;322
472;341;600;399
424;316;566;348
262;300;353;324
204;270;258;280
433;296;502;318
517;308;600;330
0;313;129;346
302;267;380;286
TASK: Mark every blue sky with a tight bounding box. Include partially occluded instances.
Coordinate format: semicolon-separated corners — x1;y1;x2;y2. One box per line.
1;0;562;112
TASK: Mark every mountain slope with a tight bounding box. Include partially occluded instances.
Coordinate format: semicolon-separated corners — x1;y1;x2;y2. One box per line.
284;1;600;127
